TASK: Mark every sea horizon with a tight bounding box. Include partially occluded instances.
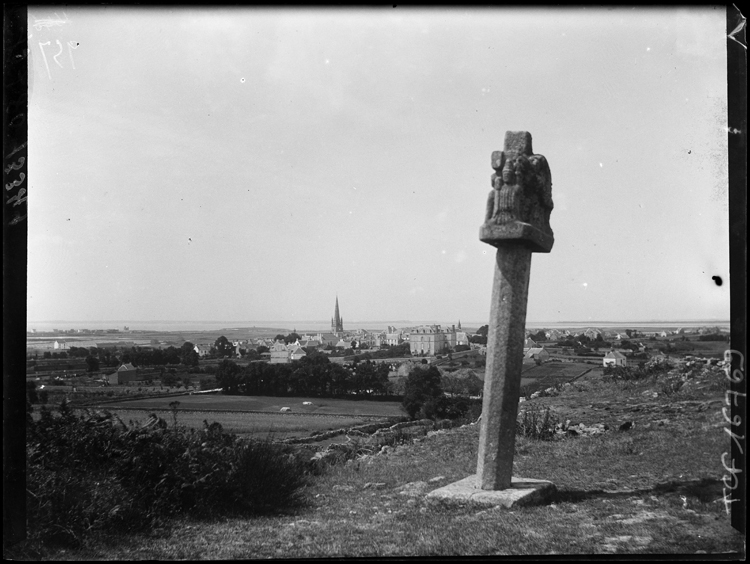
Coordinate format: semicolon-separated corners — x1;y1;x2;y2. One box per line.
25;319;732;334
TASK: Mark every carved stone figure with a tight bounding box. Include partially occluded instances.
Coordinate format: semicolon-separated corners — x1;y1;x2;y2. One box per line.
480;131;554;253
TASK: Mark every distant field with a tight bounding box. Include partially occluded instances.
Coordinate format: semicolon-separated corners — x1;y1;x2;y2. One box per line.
519;362;594;390
70;394;405;439
91;394;405;418
88;409;374;439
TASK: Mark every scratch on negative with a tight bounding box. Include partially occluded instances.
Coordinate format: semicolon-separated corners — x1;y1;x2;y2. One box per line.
728;17;747;49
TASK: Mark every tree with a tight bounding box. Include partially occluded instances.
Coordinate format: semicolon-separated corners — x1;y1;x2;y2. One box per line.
161;372;178;387
469;334;487;345
85;355;100;373
531;330;547;342
180;344;200;367
214;336;234;358
402;366;443;419
215;359;243;394
284;332;301;345
464;374;483;396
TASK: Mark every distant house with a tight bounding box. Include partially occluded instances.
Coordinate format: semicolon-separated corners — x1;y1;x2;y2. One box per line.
194;344;212;357
335;339;350;350
270;341;290;364
290;347;307;361
523;337;538;352
107;363;139;385
396;361;419;378
524;347;550;364
53;340;67;350
409;325;450;356
583;328;602;341
545;329;566;341
603;350;627;368
319;333;340;347
383;331;403;346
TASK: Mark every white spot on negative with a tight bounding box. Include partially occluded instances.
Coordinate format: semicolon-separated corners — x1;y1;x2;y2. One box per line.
241;78;245;83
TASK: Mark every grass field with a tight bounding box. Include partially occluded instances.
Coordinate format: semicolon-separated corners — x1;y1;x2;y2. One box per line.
520;362;593;391
94;394;404;417
69;394;406;439
97;409;378;439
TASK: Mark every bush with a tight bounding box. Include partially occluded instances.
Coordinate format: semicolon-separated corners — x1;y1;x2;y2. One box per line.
604;362;673;383
604;365;648;382
402;366;443;419
161;372;180;386
199;377;217;390
516;404;558;441
26;404;310;548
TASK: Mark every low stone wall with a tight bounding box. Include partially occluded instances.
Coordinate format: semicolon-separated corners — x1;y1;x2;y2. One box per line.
281;417;456;446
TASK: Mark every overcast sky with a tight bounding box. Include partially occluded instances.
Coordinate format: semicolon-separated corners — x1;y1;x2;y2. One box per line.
27;7;730;327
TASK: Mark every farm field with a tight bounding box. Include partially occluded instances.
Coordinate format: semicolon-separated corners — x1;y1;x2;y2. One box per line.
84;408;377;439
89;394;405;417
520;362;595;391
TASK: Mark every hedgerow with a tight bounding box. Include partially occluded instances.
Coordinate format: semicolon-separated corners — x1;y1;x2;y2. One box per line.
26;401;310;548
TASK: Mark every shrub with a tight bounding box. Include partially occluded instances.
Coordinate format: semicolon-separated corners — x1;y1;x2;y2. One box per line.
516;404;558;441
604;365;648;382
659;377;685;396
199;377;217;390
417;396;482;422
26;405;310;548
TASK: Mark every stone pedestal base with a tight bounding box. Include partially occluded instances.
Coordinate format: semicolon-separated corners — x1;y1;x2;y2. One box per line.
426;475;556;509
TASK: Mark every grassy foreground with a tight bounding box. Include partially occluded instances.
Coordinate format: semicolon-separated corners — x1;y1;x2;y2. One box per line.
8;367;745;558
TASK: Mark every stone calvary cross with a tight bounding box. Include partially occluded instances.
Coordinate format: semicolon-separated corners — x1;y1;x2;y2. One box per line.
428;131;557;507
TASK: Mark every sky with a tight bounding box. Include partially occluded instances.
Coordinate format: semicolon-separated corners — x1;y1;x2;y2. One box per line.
26;6;731;328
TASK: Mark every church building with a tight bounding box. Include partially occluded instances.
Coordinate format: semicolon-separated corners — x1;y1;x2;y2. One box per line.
331;296;344;336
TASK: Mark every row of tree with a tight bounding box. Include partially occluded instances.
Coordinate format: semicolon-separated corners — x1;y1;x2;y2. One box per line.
215;353;393;398
212;354;484;422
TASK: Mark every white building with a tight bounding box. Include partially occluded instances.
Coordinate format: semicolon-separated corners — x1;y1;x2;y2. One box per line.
603;350;627;367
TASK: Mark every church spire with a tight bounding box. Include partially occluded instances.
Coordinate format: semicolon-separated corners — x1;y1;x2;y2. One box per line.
332;296;344;335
